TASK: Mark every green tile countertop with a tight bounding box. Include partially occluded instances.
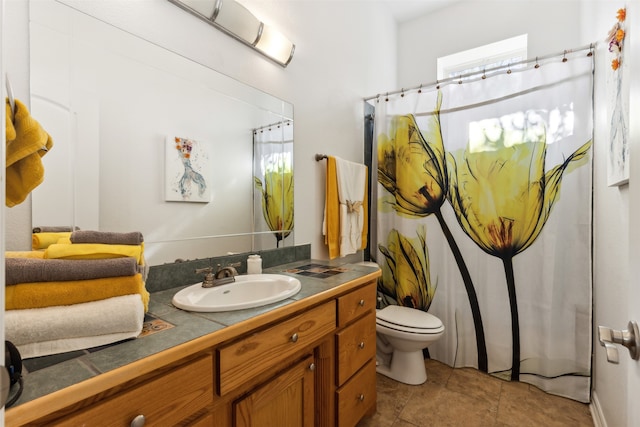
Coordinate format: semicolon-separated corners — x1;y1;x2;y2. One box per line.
9;260;380;408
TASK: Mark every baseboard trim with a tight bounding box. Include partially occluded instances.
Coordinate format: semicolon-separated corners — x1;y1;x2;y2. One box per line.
590;391;607;427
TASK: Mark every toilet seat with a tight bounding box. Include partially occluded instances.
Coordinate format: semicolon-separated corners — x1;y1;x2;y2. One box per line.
376;305;444;335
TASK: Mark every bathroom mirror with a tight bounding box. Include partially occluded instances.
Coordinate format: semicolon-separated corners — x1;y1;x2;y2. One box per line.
29;0;294;265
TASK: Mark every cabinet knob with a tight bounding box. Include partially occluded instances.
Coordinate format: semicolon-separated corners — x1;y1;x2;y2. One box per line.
291;333;299;343
358;299;365;307
358;341;365;349
130;414;146;427
309;363;316;371
358;394;365;402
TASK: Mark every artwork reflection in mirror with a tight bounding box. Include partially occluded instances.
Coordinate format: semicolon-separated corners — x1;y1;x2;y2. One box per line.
165;136;212;203
29;0;294;265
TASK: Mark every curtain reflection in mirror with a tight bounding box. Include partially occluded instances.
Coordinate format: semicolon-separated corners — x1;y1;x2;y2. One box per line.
253;121;294;249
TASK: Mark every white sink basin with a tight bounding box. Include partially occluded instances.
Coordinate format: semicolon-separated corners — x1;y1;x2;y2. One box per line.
172;274;301;312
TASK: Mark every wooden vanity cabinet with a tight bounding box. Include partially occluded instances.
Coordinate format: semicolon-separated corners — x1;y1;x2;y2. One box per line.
6;277;380;427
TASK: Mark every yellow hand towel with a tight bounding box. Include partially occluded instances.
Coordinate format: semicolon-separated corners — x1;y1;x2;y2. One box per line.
324;156;341;259
44;243;143;264
32;232;72;250
5;273;150;312
5;251;45;259
5;98;54;207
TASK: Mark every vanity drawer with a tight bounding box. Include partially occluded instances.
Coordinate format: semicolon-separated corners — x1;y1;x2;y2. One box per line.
54;354;214;426
217;301;336;395
336;310;376;386
336;360;377;427
337;281;376;327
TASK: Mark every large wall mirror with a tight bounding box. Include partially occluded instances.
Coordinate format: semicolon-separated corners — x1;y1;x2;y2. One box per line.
29;0;294;266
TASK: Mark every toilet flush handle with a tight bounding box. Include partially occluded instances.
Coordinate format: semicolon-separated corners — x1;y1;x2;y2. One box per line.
598;321;640;363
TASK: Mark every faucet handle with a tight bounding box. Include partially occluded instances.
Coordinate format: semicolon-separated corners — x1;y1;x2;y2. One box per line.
195;266;214;275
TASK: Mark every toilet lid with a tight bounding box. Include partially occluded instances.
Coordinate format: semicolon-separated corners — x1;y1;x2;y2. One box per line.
377;305;443;330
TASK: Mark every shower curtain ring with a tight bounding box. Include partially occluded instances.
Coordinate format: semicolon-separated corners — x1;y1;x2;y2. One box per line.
418;84;422;94
400;88;405;98
385;92;389;102
535;57;540;69
436;80;440;90
482;69;486;79
562;50;568;62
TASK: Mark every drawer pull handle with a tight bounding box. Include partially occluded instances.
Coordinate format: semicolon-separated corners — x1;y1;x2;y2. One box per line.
309;363;316;371
358;394;365;402
359;299;365;307
358;342;365;349
291;333;299;343
131;415;146;427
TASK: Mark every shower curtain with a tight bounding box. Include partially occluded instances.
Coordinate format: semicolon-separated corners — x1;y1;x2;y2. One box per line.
371;51;593;402
253;121;294;251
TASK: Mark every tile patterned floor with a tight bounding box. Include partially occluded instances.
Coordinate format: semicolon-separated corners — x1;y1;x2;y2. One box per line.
357;359;593;427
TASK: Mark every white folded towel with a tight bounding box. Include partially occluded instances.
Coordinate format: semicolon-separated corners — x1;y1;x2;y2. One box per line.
334;157;367;257
14;331;143;360
5;294;144;358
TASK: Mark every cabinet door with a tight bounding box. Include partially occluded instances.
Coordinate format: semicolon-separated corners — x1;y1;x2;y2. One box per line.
234;355;315;427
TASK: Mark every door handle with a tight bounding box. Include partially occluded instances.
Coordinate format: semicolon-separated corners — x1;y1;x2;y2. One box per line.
598;321;640;363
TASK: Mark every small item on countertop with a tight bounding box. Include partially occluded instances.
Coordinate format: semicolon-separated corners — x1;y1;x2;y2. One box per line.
247;254;262;275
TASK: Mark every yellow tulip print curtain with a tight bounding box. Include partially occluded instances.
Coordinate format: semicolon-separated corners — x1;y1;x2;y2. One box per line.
371;51;593;402
253;121;294;250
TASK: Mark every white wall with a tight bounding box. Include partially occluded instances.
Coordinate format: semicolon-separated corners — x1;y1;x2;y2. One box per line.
622;2;640;426
580;3;631;427
4;0;397;261
397;1;583;89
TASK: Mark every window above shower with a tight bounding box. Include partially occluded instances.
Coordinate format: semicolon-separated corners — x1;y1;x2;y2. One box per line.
437;34;528;81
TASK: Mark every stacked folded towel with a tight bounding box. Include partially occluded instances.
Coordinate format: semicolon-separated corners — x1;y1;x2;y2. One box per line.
32;231;72;250
5;231;149;358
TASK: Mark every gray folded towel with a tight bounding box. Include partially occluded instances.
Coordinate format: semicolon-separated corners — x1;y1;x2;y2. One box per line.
5;257;139;285
32;226;79;233
70;230;144;245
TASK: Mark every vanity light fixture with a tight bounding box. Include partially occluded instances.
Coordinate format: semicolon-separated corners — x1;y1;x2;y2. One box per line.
168;0;295;67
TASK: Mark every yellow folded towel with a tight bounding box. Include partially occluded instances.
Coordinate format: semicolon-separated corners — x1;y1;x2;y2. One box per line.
44;243;144;264
5;98;54;207
32;232;72;250
5;273;149;312
5;251;45;259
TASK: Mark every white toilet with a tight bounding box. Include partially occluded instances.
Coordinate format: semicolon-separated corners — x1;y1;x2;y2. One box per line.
356;261;445;386
376;305;444;385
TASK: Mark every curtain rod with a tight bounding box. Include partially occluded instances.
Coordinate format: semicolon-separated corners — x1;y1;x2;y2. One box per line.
364;43;595;102
253;119;293;133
